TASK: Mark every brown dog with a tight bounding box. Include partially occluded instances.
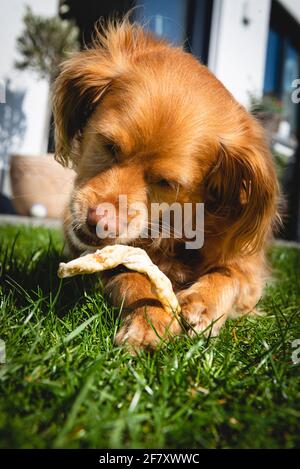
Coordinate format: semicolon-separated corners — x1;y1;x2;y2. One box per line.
52;20;279;350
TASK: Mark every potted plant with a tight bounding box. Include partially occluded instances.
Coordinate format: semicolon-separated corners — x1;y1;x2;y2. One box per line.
248;93;291;183
10;6;79;218
249;94;283;143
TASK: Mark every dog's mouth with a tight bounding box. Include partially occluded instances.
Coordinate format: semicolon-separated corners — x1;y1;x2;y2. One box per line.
73;225;102;246
69;222;133;251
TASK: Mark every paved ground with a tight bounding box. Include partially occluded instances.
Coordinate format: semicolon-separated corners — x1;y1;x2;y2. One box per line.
0;214;61;228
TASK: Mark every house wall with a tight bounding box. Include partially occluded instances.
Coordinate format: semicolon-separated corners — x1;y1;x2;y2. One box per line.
0;0;58;196
208;0;272;107
208;0;300;108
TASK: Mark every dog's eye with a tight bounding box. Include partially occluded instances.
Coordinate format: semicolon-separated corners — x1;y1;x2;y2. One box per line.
156;179;175;189
104;142;120;158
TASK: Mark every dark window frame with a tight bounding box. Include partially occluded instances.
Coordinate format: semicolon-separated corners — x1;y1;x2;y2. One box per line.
264;0;300;139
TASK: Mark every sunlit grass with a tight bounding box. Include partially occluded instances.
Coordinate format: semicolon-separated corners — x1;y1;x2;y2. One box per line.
0;225;299;448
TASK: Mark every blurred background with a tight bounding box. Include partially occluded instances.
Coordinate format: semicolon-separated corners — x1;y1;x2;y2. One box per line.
0;0;299;240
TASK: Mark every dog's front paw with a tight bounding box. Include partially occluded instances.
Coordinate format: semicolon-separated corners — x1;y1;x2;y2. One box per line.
115;306;181;352
177;289;223;337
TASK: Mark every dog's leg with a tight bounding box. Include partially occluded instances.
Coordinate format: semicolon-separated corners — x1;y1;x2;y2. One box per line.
104;272;182;350
177;264;264;337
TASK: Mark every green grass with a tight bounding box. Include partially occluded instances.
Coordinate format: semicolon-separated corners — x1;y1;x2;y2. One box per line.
0;224;300;449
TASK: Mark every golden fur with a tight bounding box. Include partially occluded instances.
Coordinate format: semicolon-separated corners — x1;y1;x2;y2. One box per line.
52;20;280;350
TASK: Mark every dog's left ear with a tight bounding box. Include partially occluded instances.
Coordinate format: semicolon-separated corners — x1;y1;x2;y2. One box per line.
204;122;279;257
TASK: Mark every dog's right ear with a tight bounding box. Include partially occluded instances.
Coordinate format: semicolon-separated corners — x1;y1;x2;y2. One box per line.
52;49;116;167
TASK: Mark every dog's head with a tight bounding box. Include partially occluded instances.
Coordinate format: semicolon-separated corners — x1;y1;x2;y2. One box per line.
53;20;279;259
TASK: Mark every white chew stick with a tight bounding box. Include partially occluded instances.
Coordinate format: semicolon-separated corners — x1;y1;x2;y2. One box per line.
57;245;181;315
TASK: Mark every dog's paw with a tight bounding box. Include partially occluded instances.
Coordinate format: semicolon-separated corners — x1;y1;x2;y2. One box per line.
177;289;222;337
115;306;182;353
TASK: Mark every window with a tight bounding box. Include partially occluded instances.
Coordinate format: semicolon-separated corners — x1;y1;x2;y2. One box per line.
61;0;213;64
134;0;188;45
263;1;300;140
135;0;213;63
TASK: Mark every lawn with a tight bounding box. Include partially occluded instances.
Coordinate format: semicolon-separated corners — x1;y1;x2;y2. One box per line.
0;224;299;449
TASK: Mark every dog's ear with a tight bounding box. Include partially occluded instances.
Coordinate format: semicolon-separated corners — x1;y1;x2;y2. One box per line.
204;122;279;257
52;47;118;168
52;20;161;167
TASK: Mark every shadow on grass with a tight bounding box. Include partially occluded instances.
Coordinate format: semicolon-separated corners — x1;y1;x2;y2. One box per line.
0;232;101;317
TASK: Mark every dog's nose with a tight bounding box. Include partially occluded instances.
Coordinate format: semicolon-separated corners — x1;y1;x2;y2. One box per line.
86;205;122;237
86;207;101;227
